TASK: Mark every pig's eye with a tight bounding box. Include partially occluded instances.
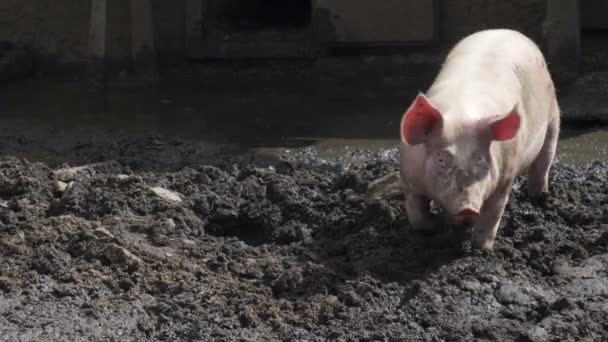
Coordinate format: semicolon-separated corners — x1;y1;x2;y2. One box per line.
470;151;490;176
435;150;453;168
473;152;489;165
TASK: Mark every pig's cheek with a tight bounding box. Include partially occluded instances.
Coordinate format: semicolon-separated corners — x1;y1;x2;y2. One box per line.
444;177;457;192
434;172;457;199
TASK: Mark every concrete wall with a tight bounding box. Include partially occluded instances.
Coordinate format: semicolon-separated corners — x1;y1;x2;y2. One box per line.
0;0;91;63
0;0;546;66
315;0;436;44
439;0;546;49
0;0;186;65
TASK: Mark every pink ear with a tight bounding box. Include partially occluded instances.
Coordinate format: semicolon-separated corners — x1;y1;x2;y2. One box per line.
490;109;520;141
401;94;442;145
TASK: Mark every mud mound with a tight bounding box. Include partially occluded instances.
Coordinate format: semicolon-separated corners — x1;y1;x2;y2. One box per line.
0;145;607;341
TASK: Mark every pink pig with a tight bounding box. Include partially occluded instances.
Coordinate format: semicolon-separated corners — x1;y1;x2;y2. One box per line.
399;29;560;250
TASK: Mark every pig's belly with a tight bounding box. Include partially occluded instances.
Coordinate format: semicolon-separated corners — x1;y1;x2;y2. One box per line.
518;126;548;174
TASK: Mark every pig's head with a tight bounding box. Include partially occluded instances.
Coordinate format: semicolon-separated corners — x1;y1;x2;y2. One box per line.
400;93;520;225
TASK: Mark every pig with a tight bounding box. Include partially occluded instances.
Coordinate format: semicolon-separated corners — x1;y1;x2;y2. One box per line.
399;29;560;251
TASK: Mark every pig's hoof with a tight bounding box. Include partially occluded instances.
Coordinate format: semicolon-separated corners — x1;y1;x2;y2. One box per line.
472;237;495;252
527;179;548;197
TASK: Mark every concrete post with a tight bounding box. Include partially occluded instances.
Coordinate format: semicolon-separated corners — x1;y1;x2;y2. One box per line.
130;0;159;81
87;0;107;89
185;0;203;57
543;0;581;85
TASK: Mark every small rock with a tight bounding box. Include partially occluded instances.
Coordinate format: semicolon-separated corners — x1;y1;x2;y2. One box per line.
93;227;114;239
116;174;131;181
164;218;176;229
103;243;142;270
243;258;257;266
150;187;183;203
53;167;81;182
550;260;570;275
461;280;483;293
53;162;118;182
53;180;69;193
495;282;532;305
325;295;339;306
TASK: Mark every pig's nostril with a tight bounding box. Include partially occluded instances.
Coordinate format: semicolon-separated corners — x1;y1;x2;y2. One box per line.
457;208;479;218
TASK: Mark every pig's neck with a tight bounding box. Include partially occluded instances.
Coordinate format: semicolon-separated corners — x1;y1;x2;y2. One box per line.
426;59;521;123
427;82;512;122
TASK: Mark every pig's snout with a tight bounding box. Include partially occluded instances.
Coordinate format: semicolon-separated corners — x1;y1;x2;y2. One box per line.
455;208;479;226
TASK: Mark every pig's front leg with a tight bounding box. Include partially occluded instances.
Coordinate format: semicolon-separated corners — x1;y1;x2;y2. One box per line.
471;186;511;251
406;194;435;232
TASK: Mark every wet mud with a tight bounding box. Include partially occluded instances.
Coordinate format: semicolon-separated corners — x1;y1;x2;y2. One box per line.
0;137;607;341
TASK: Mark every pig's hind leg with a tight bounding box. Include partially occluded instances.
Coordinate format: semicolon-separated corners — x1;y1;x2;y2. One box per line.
527;108;560;197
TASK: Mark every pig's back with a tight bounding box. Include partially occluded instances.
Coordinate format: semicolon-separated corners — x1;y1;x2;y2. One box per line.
428;29;551;120
447;29;543;66
441;29;546;84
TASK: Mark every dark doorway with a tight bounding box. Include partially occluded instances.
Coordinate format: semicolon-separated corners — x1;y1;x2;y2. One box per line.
209;0;312;32
580;0;608;72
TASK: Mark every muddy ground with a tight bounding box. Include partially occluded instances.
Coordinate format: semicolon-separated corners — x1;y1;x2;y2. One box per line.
0;136;606;342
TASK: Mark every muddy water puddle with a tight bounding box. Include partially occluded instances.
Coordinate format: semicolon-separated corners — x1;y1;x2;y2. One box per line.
257;127;608;167
558;127;608;165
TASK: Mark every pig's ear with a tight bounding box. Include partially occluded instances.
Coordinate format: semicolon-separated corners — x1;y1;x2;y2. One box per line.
400;93;443;145
489;106;520;141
